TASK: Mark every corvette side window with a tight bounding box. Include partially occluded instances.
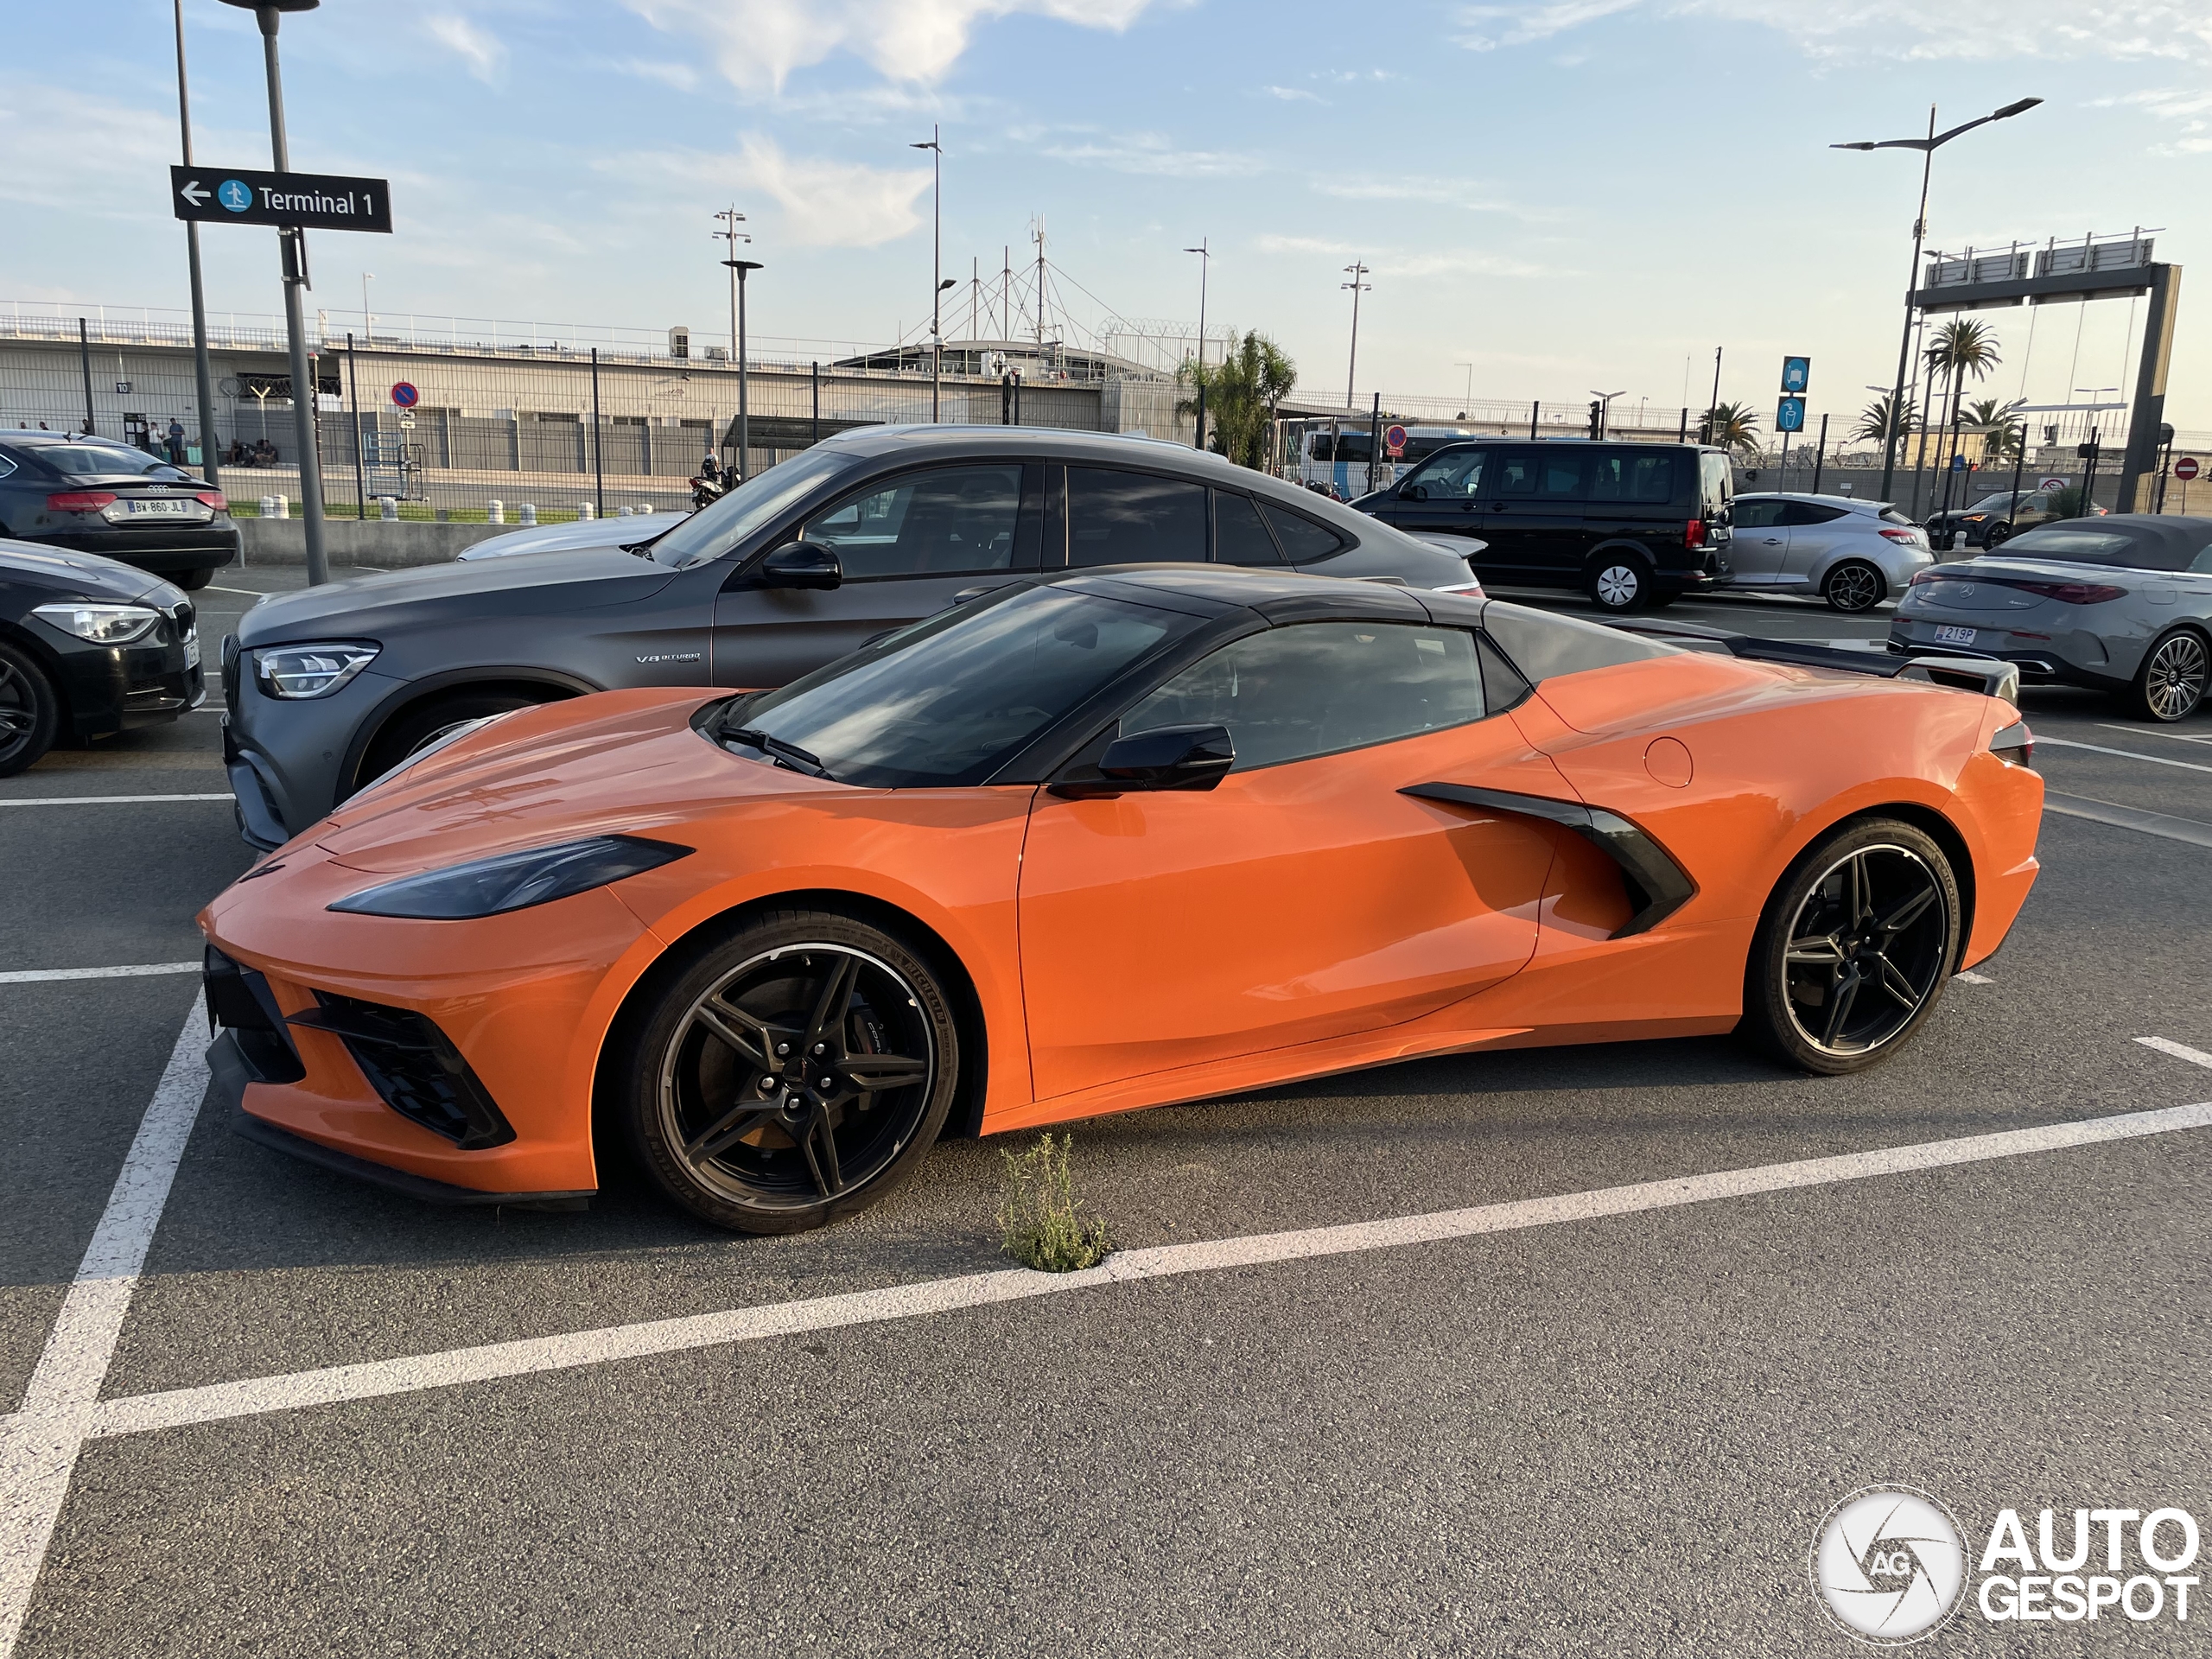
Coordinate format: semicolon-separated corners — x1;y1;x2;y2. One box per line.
801;464;1027;579
1121;623;1486;772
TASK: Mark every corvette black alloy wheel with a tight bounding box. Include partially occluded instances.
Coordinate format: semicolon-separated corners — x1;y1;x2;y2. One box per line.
624;909;960;1232
1742;819;1961;1075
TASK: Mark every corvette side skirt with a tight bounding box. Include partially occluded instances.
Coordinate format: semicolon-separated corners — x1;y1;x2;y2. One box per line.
1401;783;1698;940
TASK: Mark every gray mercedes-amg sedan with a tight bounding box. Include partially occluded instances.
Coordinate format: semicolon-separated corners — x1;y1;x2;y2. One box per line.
1888;515;2212;721
223;425;1481;848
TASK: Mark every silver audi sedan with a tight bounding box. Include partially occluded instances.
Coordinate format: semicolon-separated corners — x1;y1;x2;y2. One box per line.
1888;515;2212;721
1719;493;1932;613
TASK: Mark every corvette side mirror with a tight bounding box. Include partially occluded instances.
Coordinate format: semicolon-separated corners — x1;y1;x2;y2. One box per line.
1049;723;1234;799
760;541;842;590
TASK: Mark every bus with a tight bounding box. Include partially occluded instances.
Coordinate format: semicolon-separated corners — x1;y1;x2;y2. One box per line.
1290;424;1482;499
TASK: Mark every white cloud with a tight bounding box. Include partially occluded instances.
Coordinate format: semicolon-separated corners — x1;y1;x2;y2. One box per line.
422;12;506;82
622;0;1164;94
1255;234;1547;279
608;137;931;247
1458;0;2212;60
1042;134;1263;178
1265;85;1325;103
615;58;701;91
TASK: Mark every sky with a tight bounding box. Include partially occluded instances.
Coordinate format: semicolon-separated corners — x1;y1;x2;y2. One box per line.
4;0;2209;438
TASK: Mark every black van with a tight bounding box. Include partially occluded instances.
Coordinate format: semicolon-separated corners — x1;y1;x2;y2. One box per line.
1353;440;1733;612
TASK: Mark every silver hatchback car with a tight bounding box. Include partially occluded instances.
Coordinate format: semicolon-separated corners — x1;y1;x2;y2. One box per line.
1721;493;1932;613
1888;515;2212;721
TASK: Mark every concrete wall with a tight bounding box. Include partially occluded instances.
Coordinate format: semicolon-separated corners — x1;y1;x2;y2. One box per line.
238;517;526;568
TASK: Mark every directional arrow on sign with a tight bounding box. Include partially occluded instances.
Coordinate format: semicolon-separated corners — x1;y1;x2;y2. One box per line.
179;179;210;207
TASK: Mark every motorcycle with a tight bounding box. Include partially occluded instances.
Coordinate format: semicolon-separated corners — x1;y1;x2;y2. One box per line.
688;473;728;512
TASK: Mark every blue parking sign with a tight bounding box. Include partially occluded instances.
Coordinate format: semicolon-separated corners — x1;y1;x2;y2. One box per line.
1777;397;1805;434
1781;356;1810;394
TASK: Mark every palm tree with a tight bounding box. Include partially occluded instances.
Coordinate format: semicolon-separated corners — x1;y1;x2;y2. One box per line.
1924;317;2003;388
1961;397;2025;461
1700;400;1762;455
1852;392;1917;446
1177;330;1297;470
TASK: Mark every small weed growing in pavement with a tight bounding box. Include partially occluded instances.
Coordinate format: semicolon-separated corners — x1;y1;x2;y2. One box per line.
997;1133;1114;1273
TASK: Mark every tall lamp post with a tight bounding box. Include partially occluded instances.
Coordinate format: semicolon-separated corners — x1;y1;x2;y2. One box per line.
713;206;748;470
219;0;330;586
1342;260;1370;411
1183;238;1210;449
1833;95;2042;506
910;126;944;421
725;260;762;479
171;0;221;494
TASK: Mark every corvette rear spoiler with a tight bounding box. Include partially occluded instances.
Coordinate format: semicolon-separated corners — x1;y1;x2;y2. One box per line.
1607;620;2021;705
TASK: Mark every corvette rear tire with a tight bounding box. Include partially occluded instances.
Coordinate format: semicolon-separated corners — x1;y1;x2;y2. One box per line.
1588;553;1653;613
620;908;961;1234
1741;818;1961;1076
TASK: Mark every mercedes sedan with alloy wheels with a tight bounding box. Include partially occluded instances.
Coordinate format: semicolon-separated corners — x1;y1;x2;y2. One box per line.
220;426;1478;850
202;565;2041;1233
1889;515;2212;721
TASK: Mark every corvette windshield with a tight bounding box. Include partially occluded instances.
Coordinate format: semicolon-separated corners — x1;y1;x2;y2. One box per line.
646;448;859;569
724;585;1190;788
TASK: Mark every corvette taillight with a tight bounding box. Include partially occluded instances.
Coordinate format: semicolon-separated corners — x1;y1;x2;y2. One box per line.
1685;518;1706;548
48;491;117;512
1991;719;2033;768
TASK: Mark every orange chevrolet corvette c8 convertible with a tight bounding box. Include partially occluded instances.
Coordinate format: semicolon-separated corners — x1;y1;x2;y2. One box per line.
200;567;2044;1232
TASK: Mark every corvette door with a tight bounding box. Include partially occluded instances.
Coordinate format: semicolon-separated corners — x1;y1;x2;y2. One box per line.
1017;621;1563;1103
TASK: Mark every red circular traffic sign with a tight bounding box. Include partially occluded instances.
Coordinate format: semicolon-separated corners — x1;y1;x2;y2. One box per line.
2176;456;2201;481
390;381;419;408
1384;423;1408;455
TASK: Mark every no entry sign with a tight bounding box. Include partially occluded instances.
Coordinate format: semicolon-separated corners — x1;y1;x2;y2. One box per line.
2175;456;2202;481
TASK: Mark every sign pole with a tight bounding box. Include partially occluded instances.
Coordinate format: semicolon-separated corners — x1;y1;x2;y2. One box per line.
590;347;604;519
173;0;222;493
346;331;365;519
238;2;330;584
1812;412;1830;495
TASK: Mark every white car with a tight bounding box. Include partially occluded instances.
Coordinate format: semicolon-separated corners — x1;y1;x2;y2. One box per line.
1720;493;1933;614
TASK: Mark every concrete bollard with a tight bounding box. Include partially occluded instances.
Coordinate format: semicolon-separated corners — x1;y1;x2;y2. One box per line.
274;496;290;519
578;503;594;520
519;503;537;526
617;505;632;517
378;496;398;521
487;500;505;524
258;494;276;518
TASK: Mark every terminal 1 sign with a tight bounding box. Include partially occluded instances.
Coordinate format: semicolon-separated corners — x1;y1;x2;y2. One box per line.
170;165;393;233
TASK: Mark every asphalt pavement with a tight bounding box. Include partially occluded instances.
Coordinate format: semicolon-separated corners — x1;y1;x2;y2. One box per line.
3;567;2208;1656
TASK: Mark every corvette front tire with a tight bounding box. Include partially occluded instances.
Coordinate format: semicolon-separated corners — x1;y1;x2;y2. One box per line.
620;908;962;1233
1740;818;1961;1076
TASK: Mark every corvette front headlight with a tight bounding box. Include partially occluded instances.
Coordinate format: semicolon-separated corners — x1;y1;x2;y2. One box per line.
327;835;692;919
31;602;162;645
255;642;379;699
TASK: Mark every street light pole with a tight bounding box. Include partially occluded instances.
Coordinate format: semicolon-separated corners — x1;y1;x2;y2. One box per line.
910;127;943;421
713;207;749;471
1183;238;1210;449
1342;261;1370;411
1833;95;2043;506
221;0;330;585
172;0;222;494
724;260;762;480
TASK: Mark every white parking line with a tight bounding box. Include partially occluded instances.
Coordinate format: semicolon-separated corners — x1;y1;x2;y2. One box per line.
0;795;231;808
2044;791;2212;849
74;1096;2212;1444
2036;735;2212;775
2137;1035;2212;1070
0;1007;207;1658
200;586;261;597
2096;724;2212;747
0;964;200;985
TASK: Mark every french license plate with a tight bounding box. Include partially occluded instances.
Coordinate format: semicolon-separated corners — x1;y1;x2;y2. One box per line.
1933;625;1977;647
185;632;201;669
122;499;193;516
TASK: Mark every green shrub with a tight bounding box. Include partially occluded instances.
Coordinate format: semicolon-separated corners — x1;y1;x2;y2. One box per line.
997;1133;1114;1273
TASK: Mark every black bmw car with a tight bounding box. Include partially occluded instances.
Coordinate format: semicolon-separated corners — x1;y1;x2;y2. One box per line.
0;537;205;776
0;432;239;589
